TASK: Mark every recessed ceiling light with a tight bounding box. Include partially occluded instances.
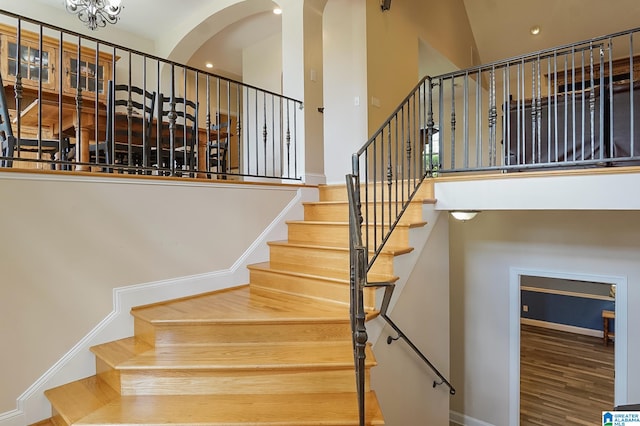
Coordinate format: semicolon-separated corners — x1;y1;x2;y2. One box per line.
273;8;282;15
530;25;541;36
205;62;213;69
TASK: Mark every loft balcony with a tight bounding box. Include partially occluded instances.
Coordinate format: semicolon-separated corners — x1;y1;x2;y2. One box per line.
0;11;303;182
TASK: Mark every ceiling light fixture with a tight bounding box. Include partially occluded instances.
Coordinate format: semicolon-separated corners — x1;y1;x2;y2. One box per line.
273;8;282;15
65;0;123;31
450;210;480;221
205;62;214;69
530;25;541;36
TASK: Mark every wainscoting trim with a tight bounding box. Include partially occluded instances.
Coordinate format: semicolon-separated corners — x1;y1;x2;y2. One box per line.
2;186;315;425
450;410;496;426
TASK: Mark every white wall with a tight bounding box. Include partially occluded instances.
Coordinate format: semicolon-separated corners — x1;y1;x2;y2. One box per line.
0;171;306;422
449;210;640;425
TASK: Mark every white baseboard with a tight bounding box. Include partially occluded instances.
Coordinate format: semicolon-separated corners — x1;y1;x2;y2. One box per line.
450;410;496;426
521;318;603;338
0;410;24;426
303;172;326;185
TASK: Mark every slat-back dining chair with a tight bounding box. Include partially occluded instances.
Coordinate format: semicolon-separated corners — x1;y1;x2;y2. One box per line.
0;72;70;168
208;116;231;179
89;80;156;173
157;93;197;175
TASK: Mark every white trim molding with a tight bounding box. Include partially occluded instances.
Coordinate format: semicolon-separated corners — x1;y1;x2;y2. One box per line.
521;318;604;338
509;268;628;426
1;186;316;426
450;410;496;426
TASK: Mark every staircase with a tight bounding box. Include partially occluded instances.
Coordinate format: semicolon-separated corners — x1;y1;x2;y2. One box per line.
42;181;434;426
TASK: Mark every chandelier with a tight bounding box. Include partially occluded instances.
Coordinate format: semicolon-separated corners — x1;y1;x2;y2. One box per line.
65;0;123;31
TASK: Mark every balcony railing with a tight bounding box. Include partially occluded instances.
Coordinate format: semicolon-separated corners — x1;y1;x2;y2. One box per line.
348;25;640;426
0;10;303;181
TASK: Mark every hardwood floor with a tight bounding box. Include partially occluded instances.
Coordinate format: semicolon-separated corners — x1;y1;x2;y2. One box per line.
520;324;614;426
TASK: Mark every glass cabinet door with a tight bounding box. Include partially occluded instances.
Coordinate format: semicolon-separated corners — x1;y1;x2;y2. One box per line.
63;51;111;99
68;57;104;94
2;37;56;91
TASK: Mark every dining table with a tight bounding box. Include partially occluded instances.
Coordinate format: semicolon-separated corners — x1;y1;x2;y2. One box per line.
15;92;228;175
14;91;106;171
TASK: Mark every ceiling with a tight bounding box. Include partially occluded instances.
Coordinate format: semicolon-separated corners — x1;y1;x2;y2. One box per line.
462;0;640;64
21;0;640;75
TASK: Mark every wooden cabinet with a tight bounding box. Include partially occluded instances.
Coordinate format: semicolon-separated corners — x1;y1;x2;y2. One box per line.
547;54;640;92
0;24;115;101
0;25;57;92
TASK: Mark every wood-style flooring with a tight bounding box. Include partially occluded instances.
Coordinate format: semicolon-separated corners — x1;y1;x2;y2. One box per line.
520;324;614;426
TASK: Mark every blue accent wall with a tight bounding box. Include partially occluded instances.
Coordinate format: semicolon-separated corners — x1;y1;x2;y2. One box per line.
521;290;615;331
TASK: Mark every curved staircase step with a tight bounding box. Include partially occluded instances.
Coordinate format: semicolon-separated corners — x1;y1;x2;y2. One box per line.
247;261;395;309
48;375;384;425
91;338;376;395
130;286;353;346
303;198;435;223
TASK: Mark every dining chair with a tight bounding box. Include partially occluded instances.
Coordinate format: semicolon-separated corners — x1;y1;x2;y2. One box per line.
89;80;156;172
208;116;231;178
0;72;70;168
157;93;198;174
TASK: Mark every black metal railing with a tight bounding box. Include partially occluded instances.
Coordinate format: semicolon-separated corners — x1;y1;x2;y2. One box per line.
429;26;640;174
347;168;455;426
346;24;640;426
0;10;303;181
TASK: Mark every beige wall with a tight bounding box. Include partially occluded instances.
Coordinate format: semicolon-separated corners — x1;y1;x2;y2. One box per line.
0;172;300;415
449;210;640;425
364;0;478;135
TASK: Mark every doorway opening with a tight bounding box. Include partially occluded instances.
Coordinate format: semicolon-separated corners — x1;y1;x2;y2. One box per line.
508;268;628;425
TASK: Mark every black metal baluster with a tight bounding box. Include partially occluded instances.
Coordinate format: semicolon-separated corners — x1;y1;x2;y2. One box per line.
14;21;23;161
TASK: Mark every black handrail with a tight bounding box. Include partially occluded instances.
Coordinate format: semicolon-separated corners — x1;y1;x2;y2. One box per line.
346;171;455;426
0;10;303;180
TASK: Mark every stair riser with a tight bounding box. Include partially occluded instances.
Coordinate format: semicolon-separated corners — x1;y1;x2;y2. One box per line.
288;222;410;248
249;268;377;309
119;369;371;396
268;244;395;277
304;201;425;224
135;318;352;346
319;181;434;202
96;358;121;395
49;410;68;426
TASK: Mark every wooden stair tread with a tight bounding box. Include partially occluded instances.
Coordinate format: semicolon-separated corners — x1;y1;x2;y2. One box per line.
45;376;118;425
268;240;414;256
248;261;398;284
131;286;350;324
77;391;384;425
92;339;376;370
302;198;436;206
47;377;384;425
90;337;153;368
286;220;428;229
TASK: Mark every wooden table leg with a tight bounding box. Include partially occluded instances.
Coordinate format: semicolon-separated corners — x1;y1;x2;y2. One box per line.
74;112;93;171
197;135;207;178
603;315;609;347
